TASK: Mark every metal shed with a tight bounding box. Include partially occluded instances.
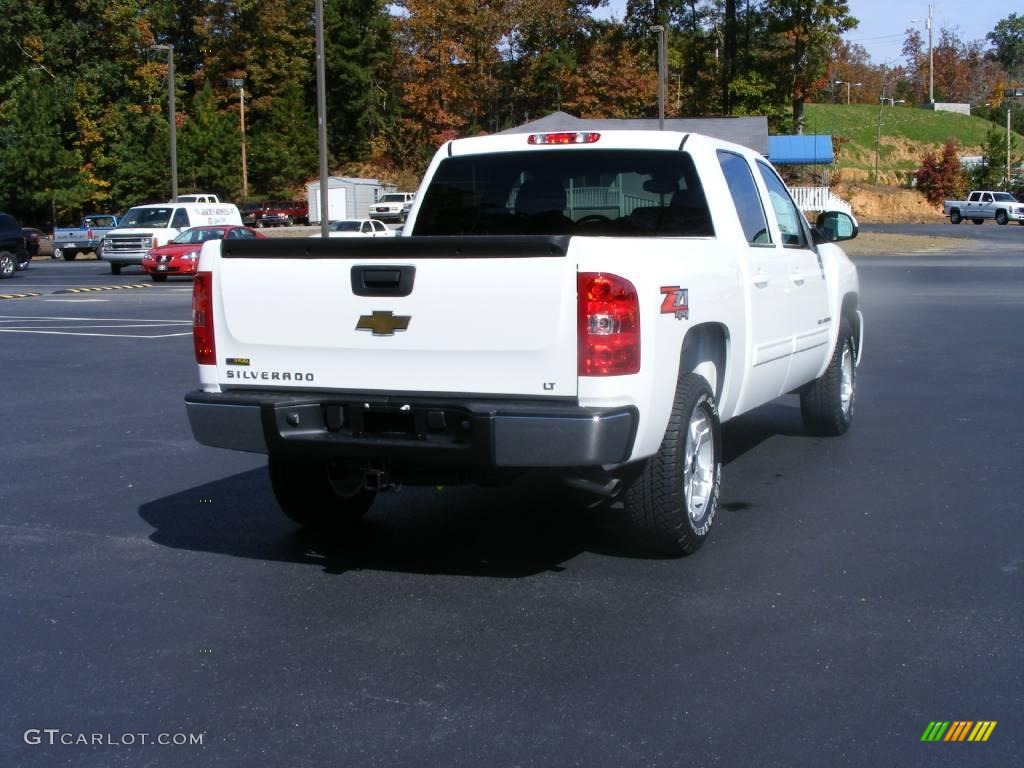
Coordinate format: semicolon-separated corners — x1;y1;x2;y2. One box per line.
306;177;395;223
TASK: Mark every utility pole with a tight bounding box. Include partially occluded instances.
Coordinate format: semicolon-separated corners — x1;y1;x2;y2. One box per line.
651;25;667;130
151;44;178;200
315;0;329;236
835;80;862;105
227;79;248;200
928;4;934;104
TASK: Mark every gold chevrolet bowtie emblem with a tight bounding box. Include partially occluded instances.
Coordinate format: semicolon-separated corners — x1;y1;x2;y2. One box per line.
355;310;411;336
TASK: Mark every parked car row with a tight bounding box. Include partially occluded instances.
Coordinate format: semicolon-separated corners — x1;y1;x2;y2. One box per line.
3;198;402;282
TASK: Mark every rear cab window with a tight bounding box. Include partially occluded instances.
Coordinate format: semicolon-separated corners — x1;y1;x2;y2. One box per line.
413;149;714;238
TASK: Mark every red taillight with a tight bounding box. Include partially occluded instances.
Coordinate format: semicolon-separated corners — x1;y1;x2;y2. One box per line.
192;271;216;365
578;272;640;376
86;228;93;240
528;132;601;145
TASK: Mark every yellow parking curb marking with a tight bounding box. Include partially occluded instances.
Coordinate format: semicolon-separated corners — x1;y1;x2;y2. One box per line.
0;292;43;300
52;283;153;295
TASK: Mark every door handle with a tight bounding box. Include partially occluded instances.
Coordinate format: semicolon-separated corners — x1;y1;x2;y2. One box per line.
752;270;769;288
789;268;805;286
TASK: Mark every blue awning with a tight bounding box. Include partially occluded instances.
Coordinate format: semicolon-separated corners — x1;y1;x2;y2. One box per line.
767;135;834;165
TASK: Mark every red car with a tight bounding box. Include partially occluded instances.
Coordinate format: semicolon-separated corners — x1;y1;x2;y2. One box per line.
141;225;264;281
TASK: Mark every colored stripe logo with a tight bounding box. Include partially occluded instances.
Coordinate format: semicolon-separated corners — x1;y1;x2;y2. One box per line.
921;721;997;742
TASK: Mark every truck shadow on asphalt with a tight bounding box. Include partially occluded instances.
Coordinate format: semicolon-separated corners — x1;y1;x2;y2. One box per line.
138;402;809;577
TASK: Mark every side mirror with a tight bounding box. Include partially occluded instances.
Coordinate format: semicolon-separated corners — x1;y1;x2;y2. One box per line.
814;211;858;244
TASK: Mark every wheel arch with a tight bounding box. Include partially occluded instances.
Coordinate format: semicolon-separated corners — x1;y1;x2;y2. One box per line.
841;292;862;364
678;322;730;405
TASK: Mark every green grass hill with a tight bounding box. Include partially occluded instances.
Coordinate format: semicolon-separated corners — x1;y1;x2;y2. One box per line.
801;104;1022;184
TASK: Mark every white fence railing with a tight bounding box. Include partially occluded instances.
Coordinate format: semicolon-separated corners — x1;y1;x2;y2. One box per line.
790;186;853;215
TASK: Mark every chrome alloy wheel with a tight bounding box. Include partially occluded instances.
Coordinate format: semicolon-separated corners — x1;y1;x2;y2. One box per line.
840;342;854;417
684;406;715;522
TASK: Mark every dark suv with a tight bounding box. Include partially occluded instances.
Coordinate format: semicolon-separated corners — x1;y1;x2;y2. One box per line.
0;213;30;278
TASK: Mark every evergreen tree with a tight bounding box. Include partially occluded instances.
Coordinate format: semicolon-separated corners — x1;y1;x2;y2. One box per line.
324;0;396;162
179;81;241;197
249;88;318;197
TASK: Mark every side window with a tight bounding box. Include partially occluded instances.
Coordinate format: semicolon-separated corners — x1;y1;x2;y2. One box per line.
981;193;993;203
717;150;771;245
374;221;386;232
171;208;190;229
756;162;807;248
361;221;371;233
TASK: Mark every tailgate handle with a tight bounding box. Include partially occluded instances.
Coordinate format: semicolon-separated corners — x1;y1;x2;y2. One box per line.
351;265;416;297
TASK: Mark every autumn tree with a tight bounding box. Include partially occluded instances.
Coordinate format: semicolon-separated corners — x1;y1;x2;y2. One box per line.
902;26;1004;105
913;139;966;206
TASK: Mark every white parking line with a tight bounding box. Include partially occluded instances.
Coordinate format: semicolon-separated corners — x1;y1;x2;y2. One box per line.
0;329;190;338
0;314;190;338
0;315;188;322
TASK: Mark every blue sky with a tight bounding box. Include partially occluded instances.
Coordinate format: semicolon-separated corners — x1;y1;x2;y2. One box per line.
593;1;1009;65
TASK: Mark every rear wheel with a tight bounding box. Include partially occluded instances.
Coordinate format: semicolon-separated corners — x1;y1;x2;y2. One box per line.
801;318;856;436
268;455;376;529
995;210;1008;225
620;373;722;556
63;250;76;261
110;262;121;275
949;210;962;224
52;247;62;260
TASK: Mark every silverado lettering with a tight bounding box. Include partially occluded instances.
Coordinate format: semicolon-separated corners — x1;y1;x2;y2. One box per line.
225;371;314;382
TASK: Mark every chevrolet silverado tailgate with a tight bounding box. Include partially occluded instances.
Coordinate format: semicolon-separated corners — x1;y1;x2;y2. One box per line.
211;236;578;398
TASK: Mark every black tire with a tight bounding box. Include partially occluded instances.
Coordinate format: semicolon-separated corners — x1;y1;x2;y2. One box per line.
268;455;376;529
15;253;30;271
620;373;722;556
52;247;62;260
255;219;264;228
995;210;1008;225
949;210;962;224
0;250;16;279
801;318;856;436
151;273;167;282
63;250;76;261
972;218;984;225
110;262;122;275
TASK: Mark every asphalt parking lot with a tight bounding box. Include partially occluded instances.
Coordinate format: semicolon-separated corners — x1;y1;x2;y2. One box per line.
2;228;1022;767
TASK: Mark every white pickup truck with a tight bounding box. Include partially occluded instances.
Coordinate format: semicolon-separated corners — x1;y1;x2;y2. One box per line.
185;129;863;556
943;190;1024;225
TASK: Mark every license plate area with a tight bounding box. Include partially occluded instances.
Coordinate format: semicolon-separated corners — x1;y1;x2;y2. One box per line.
317;403;473;444
362;409;415;437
